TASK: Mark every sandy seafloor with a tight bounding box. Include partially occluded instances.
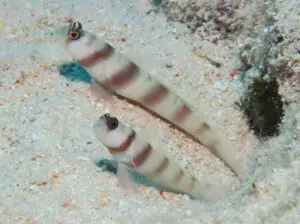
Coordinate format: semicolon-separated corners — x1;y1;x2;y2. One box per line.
0;0;299;223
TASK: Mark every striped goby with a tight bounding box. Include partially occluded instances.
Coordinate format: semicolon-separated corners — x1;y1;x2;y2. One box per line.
93;113;231;201
56;22;246;179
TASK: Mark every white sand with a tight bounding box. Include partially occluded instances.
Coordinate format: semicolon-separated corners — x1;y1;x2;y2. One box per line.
0;0;299;223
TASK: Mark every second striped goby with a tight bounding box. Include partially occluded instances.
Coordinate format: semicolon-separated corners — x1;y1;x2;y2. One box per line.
55;21;246;179
93;113;232;200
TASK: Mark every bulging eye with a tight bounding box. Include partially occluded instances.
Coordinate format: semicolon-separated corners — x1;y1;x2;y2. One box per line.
67;21;82;40
107;117;118;130
68;31;80;40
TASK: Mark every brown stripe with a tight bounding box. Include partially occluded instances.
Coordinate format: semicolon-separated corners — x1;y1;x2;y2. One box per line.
108;131;136;154
195;122;210;135
128;143;152;168
78;44;114;67
172;169;184;184
104;62;139;90
172;104;192;123
154;157;169;175
140;84;168;106
189;176;196;190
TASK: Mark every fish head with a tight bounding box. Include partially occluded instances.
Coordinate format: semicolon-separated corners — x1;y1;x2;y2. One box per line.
93;113;124;147
56;21;82;46
55;21;96;60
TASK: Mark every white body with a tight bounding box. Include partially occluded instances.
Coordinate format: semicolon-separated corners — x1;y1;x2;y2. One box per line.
93;114;231;201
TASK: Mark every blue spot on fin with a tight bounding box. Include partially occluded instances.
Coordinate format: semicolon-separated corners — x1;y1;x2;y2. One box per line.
57;61;92;84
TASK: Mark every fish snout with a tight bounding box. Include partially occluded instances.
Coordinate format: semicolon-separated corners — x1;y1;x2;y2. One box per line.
103;113;111;120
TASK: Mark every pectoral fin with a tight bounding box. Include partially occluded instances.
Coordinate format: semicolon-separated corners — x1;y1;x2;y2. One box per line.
116;163;140;195
91;78;113;101
95;158;118;174
96;159;140;194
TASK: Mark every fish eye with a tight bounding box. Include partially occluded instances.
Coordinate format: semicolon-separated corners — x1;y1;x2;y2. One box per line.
67;21;82;40
68;31;80;40
107;117;118;130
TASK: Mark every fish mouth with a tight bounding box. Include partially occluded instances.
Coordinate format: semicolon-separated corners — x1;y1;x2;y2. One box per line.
93;114;108;132
98;113;113;126
55;25;71;46
100;113;112;120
